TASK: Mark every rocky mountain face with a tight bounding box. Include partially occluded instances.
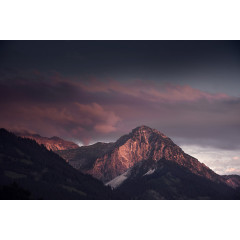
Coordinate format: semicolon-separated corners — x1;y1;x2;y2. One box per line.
15;132;79;151
85;126;223;183
0;129;115;200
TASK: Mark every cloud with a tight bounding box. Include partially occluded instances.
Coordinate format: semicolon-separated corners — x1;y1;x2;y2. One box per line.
226;168;238;173
75;103;121;133
0;72;239;148
225;168;240;175
0;101;121;145
180;145;240;175
78;79;230;103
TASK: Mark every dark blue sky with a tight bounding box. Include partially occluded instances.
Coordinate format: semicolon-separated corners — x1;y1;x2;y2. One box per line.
1;41;240;96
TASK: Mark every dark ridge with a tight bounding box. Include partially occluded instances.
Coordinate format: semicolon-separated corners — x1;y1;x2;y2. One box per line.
0;128;118;200
115;159;238;200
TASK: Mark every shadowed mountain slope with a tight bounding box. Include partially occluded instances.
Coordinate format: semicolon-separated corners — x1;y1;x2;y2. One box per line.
0;129;115;200
111;159;237;200
57;142;114;171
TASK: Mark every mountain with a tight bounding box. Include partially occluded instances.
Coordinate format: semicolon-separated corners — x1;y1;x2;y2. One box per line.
1;126;240;200
59;126;224;183
0;128;115;200
57;125;240;199
15;131;79;151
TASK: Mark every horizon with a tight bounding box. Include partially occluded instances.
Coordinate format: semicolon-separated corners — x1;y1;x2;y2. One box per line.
0;41;240;175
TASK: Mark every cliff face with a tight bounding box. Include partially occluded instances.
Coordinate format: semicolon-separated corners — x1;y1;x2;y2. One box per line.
15;132;79;151
88;126;222;183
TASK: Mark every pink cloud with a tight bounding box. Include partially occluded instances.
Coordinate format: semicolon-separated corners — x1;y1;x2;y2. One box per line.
0;72;238;147
75;103;121;133
77;79;230;103
226;168;240;174
1;101;121;145
94;124;117;133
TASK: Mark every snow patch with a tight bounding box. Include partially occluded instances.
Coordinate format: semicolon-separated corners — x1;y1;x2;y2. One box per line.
105;170;130;189
143;169;155;176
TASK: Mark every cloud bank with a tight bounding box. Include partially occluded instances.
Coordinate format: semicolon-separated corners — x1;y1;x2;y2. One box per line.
0;72;239;151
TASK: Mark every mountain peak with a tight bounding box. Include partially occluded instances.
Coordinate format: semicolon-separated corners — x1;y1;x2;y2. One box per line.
132;125;153;132
132;125;168;139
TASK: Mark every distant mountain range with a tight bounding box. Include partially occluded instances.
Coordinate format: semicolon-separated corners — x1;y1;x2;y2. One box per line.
14;131;79;151
1;126;240;200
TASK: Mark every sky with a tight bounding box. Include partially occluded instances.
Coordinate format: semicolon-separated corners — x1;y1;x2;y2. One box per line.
0;40;240;175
